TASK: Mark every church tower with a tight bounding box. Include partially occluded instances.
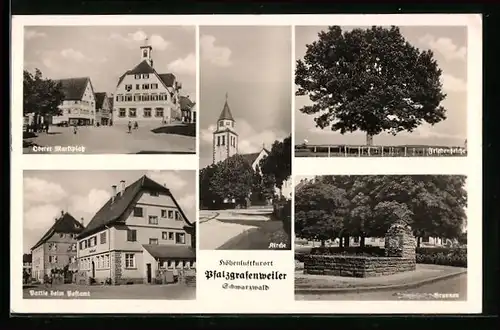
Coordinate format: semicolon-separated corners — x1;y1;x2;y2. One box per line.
140;37;153;67
213;93;238;164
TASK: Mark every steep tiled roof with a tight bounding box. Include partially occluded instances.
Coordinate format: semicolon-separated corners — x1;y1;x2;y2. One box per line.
218;100;234;121
54;77;90;101
142;244;196;259
79;175;193;238
94;92;107;109
31;212;84;250
240;148;270;167
116;61;176;88
179;96;195;111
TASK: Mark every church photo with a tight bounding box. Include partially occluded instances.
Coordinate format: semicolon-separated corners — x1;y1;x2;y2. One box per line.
198;26;292;251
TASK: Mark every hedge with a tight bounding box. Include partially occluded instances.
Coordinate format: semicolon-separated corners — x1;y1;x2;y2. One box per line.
294;246;467;268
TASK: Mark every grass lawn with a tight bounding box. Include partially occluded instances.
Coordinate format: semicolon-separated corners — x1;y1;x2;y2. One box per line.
217;219;291;250
151;123;196;137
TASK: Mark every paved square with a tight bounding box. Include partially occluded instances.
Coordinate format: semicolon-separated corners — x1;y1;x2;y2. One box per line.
23;124;196;154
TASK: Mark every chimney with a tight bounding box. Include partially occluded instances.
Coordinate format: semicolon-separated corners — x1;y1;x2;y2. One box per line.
120;180;126;196
80;217;85;227
61;210;64;216
111;185;117;203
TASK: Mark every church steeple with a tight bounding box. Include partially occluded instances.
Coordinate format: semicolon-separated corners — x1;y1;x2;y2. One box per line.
140;36;153;67
218;92;235;121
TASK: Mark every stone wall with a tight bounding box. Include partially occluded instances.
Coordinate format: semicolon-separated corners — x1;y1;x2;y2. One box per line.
303;255;416;278
384;221;416;259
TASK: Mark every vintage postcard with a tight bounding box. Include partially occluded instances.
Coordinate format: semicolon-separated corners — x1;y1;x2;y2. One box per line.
10;14;482;315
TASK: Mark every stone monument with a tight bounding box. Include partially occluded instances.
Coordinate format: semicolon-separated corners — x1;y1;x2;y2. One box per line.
384;219;416;260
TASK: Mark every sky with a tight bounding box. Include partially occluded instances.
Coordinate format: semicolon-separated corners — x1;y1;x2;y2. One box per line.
295;26;468;147
199;26;292;168
23;170;196;254
24;26;196;100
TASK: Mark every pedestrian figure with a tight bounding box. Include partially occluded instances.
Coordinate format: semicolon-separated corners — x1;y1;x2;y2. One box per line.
73;123;78;135
45;122;50;134
128;121;132;133
134;121;138;130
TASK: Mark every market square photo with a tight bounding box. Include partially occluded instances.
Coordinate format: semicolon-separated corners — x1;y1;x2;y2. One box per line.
197;26;292;251
23;170;196;299
22;25;196;154
294;25;468;158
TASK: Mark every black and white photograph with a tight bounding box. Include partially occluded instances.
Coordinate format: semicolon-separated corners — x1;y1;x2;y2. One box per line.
197;26;292;250
23;26;196;154
294;26;468;157
294;175;468;301
23;170;196;299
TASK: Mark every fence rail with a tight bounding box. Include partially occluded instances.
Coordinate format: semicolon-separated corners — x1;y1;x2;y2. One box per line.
295;145;467;157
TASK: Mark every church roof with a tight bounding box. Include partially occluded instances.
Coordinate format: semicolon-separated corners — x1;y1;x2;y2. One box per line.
54;77;91;101
218;100;235;121
31;212;84;250
239;148;270;167
78;175;193;239
116;60;177;89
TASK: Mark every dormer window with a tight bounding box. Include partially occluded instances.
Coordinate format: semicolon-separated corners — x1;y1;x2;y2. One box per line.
143;50;148;58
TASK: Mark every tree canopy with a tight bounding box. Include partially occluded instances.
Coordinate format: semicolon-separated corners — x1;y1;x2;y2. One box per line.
295;175;467;245
260;135;292;190
295;26;447;145
23;68;64;117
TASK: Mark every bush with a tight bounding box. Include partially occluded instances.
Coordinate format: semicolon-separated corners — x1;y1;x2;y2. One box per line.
416;247;467;267
310;246;386;257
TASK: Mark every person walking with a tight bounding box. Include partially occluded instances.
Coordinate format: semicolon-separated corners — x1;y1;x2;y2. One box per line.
73;122;78;135
134;121;138;130
128;121;132;133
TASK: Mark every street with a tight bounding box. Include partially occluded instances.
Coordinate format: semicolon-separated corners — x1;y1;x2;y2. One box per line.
23;282;196;300
295;273;467;301
23;124;196;154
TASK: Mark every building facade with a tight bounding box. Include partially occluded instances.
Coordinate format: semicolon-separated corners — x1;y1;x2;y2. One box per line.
180;95;196;123
31;212;84;283
52;77;96;126
77;175;196;285
95;92;112;126
113;41;183;126
23;253;32;277
212;96;292;200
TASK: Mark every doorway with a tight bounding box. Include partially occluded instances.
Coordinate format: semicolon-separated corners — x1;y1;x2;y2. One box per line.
146;264;152;284
91;261;95;278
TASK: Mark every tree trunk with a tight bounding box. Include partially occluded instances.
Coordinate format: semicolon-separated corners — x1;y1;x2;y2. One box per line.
339;237;343;248
320;240;325;247
366;133;374;146
360;236;365;248
417;236;421;248
344;236;350;247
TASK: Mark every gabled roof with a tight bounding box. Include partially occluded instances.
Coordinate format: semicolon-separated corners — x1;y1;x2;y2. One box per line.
31;212;84;250
142;244;196;260
180;96;195;111
240;148;270;166
116;60;177;89
54;77;90;101
79;175;193;239
94;92;107;109
218;100;235;121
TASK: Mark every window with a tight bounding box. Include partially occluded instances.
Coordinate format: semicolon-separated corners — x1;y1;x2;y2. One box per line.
125;84;132;92
144;108;152;118
155;107;164;117
79;241;84;250
133;207;143;217
159;93;166;101
105;254;110;268
142;83;150;89
148;215;159;225
143;50;148;58
152;83;158;89
70;256;76;263
49;256;58;263
175;233;186;244
135;74;141;79
151;94;158;101
100;232;107;245
134;94;141;102
127;229;137;242
150;191;159;197
136;84;140;90
98;256;103;269
161;210;167;218
162;231;168;240
167;260;174;269
126;95;133;102
168;232;174;240
142;74;149;79
219;121;223;127
59;233;65;238
221;135;225;146
129;108;137;117
175;211;181;221
217;136;221;146
116;94;123;102
143;94;150;101
119;108;126;117
125;254;135;268
149;238;159;245
49;243;57;251
168;210;174;219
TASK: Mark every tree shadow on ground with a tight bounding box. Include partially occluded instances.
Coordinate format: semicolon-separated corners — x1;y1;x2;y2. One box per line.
217;220;291;250
151;123;196;137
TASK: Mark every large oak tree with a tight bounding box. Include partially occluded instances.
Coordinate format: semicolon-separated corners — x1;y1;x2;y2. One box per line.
260;135;292;195
295;26;447;145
